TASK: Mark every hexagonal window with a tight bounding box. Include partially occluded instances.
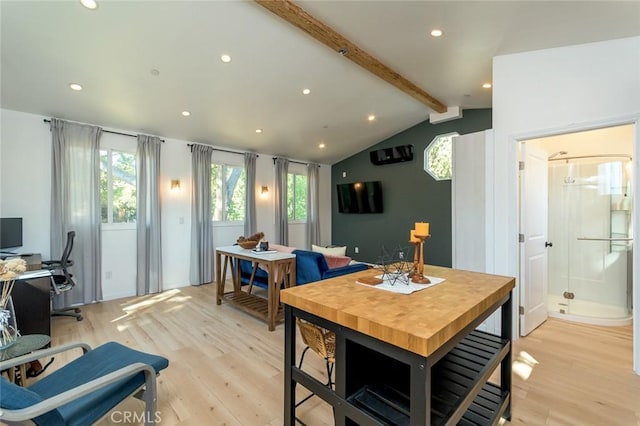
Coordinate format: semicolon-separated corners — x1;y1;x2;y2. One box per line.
424;132;458;180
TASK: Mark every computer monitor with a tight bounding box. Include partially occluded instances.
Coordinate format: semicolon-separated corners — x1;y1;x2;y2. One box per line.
0;217;23;250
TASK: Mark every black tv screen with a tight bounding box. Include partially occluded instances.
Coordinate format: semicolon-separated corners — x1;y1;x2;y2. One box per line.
0;217;23;249
337;181;383;214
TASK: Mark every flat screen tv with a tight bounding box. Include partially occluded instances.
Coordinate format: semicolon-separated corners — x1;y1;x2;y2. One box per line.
337;181;383;214
0;217;23;250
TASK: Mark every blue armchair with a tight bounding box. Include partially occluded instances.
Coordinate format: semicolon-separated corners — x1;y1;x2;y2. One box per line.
0;341;169;426
238;249;368;289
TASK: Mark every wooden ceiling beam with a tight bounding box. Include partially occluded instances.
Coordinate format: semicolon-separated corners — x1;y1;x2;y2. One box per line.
255;0;448;113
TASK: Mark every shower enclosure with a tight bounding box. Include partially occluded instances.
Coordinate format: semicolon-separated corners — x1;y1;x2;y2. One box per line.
547;155;633;326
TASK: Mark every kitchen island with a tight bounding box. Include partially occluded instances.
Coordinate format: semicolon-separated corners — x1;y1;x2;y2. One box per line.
280;265;515;425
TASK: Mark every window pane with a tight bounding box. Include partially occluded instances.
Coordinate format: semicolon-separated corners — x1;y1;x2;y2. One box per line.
211;164;223;221
225;166;245;221
212;164;246;222
425;133;456;181
111;151;136;223
287;174;295;220
295;174;307;221
100;150;108;223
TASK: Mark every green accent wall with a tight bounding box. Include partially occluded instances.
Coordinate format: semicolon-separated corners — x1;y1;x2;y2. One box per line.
331;108;492;266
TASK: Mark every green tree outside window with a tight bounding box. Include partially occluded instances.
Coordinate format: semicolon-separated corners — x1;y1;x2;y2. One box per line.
425;132;458;181
100;149;136;223
288;173;307;221
211;163;245;222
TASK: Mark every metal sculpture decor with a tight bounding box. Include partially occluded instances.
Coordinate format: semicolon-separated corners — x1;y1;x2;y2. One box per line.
376;245;414;286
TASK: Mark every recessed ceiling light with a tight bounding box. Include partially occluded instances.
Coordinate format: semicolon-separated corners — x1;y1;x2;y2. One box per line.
430;29;443;37
80;0;98;10
318;143;326;149
367;114;376;122
150;69;160;76
221;54;232;63
181;111;191;117
482;83;492;89
255;128;263;134
69;83;83;91
302;88;311;95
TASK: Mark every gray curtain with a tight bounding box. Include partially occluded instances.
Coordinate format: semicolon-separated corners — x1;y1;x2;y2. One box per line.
50;118;102;306
244;152;257;237
136;135;163;295
307;163;321;248
274;157;289;245
190;144;214;285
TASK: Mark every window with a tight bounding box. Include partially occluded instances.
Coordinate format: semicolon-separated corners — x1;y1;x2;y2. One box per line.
212;163;245;222
100;149;136;224
424;132;458;181
288;172;307;221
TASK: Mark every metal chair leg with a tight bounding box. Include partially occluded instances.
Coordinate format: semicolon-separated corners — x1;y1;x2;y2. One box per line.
298;346;310;369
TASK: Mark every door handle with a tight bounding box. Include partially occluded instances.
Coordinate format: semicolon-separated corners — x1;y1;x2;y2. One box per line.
545;242;553;247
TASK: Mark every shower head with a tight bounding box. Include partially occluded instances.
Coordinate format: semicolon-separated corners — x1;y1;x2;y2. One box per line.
548;151;568;159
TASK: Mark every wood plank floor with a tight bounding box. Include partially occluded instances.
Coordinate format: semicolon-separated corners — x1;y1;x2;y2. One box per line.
40;284;639;425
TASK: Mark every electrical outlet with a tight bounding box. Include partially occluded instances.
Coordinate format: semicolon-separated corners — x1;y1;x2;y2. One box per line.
354;247;359;254
342;171;347;178
105;271;112;279
179;216;184;224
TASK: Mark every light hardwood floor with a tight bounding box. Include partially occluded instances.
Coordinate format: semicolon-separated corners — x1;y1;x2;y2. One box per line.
41;284;639;425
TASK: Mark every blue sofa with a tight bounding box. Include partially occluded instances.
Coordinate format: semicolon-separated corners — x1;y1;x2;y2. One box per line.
237;249;368;288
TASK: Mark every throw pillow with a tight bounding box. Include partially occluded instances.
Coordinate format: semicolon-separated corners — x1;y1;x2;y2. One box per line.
311;244;347;257
324;255;352;269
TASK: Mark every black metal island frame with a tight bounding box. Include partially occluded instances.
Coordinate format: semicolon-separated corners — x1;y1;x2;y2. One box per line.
280;265;515;425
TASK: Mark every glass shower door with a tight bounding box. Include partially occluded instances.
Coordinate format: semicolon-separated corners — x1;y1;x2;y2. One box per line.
548;158;632;320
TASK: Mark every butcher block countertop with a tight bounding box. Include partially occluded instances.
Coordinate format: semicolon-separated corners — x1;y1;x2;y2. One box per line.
280;264;515;357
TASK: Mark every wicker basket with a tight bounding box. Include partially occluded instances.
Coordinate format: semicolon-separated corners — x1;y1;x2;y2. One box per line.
238;240;258;249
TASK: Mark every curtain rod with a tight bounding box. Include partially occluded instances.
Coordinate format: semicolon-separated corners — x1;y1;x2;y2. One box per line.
186;143;257;157
272;157;317;166
43;119;164;142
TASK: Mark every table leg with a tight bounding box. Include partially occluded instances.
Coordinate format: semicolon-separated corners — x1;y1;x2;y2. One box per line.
233;258;241;293
248;262;259;294
289;257;296;287
267;262;276;331
18;363;27;386
284;306;296;424
216;252;223;305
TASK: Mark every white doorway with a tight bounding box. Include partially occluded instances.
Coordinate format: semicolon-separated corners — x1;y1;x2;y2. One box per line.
519;124;635;336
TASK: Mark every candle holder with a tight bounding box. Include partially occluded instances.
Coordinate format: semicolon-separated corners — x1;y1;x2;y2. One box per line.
412;234;431;284
408;240;420;278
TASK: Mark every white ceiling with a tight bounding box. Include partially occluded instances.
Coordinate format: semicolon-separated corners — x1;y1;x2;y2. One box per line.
2;1;639;164
532;124;634;159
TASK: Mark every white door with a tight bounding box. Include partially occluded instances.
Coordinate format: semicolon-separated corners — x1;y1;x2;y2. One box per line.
519;142;549;336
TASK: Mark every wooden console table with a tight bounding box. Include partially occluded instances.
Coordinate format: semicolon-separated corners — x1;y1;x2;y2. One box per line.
215;245;296;331
280;265;515;425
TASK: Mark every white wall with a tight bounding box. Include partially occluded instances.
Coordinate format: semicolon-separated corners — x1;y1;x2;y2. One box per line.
0;109;332;299
492;36;640;373
0;110;52;257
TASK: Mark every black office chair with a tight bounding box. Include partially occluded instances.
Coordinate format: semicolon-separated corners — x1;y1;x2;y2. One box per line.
42;230;83;321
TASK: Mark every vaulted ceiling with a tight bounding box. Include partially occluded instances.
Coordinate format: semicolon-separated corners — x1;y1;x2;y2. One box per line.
2;1;639;164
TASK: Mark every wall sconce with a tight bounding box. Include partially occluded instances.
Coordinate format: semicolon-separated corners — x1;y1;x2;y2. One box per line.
260;185;269;198
170;179;181;191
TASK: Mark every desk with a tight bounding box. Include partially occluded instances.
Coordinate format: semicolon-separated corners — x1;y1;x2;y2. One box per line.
11;275;52;337
1;334;51;386
215;245;296;331
280;265;515;425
